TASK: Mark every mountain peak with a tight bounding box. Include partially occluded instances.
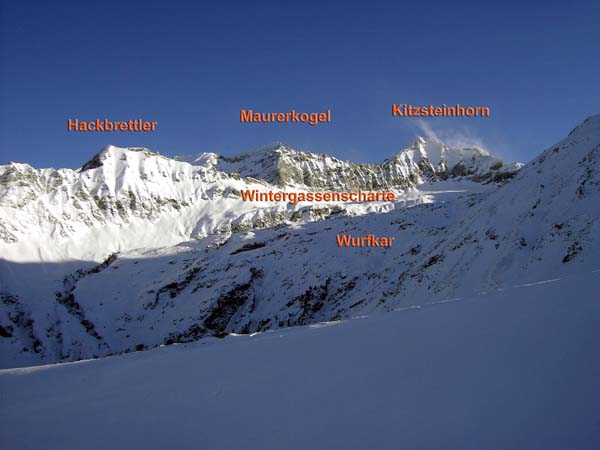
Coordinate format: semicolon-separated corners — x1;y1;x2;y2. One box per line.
568;114;600;138
386;137;510;183
410;136;429;146
251;141;288;154
80;145;160;172
225;142;294;162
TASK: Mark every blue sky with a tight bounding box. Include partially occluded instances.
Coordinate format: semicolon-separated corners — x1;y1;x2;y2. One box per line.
1;0;598;168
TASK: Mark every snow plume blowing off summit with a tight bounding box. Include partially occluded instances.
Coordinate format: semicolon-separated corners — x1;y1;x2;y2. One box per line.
413;118;502;159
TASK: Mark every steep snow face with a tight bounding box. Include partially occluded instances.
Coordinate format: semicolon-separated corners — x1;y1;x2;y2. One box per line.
2;269;599;450
0;139;516;263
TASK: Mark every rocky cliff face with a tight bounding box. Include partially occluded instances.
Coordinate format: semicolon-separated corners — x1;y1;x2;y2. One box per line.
210;138;520;189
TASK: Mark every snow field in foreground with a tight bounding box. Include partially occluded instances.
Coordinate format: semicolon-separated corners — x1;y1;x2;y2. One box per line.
1;270;599;450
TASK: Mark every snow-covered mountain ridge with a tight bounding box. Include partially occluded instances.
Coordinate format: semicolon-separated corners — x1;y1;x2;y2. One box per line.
1;115;599;368
0;138;517;263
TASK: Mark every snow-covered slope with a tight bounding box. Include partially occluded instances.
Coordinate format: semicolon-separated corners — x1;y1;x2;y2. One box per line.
1;116;598;368
1;269;599;450
0;181;488;367
399;114;600;298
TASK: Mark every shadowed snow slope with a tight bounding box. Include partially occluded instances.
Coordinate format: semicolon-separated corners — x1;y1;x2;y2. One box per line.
1;269;599;450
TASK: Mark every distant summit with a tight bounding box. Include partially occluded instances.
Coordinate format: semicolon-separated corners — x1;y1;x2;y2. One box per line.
187;139;520;189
